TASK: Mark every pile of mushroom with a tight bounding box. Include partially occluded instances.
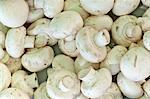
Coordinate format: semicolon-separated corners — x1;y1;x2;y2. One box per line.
2;0;150;99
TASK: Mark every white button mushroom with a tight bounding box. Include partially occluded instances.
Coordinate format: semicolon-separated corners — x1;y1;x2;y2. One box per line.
0;0;29;27
5;26;35;58
117;73;143;98
48;11;83;39
0;63;11;92
112;0;140;16
21;46;54;72
11;70;39;96
46;69;80;99
78;67;112;98
80;0;114;15
111;15;142;47
0;88;30;99
120;47;150;81
76;26;110;63
34;0;64;18
100;45;127;75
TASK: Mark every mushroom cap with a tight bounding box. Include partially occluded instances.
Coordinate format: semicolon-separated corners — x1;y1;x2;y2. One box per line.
76;26;107;63
112;0;140;16
80;0;114;15
5;26;26;58
143;31;150;50
49;11;83;39
46;69;80;99
117;73;143;98
0;0;29;27
141;0;150;7
52;54;75;72
0;88;30;99
120;47;150;81
21;46;54;72
79;68;112;98
0;63;11;92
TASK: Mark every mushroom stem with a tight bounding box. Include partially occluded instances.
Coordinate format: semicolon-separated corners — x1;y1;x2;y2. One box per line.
94;29;110;47
59;76;74;92
25;73;39;88
24;36;35;48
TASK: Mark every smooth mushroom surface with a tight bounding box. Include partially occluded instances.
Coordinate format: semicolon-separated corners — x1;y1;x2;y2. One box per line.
143;31;150;50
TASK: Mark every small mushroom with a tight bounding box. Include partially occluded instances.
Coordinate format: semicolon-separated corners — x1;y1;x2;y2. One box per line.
48;11;83;39
76;26;110;63
80;0;114;15
84;15;113;31
141;0;150;7
34;0;64;18
120;47;150;81
34;82;50;99
52;54;75;72
0;88;30;99
64;0;89;20
0;63;11;92
46;69;80;99
100;45;127;75
111;15;142;47
21;46;54;72
143;31;150;50
11;70;39;96
117;73;143;98
0;0;29;27
5;26;35;58
112;0;140;16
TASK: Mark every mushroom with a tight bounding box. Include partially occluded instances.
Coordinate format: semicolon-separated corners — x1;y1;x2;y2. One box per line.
5;26;35;58
112;0;140;16
143;79;150;97
0;63;11;92
143;31;150;50
76;26;110;63
100;45;127;75
64;0;89;20
0;0;29;27
48;11;83;39
80;0;114;15
117;73;143;98
58;39;79;57
78;67;112;98
120;47;150;81
52;54;75;72
111;15;142;47
84;15;113;31
34;82;50;99
11;70;39;96
34;0;64;18
46;69;80;99
21;46;54;72
0;88;30;99
141;0;150;7
76;93;89;99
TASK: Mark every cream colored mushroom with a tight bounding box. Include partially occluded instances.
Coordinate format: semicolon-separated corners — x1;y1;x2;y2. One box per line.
21;46;54;72
76;93;89;99
120;47;150;81
34;0;64;18
117;73;143;98
48;11;83;39
111;15;142;47
76;26;110;63
64;0;89;20
78;67;112;98
46;69;80;99
141;0;150;7
0;88;30;99
80;0;114;15
11;70;39;96
143;31;150;50
52;54;75;72
34;82;50;99
112;0;140;16
5;26;35;58
0;63;11;92
100;45;127;75
58;39;79;57
84;15;113;31
0;0;29;27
